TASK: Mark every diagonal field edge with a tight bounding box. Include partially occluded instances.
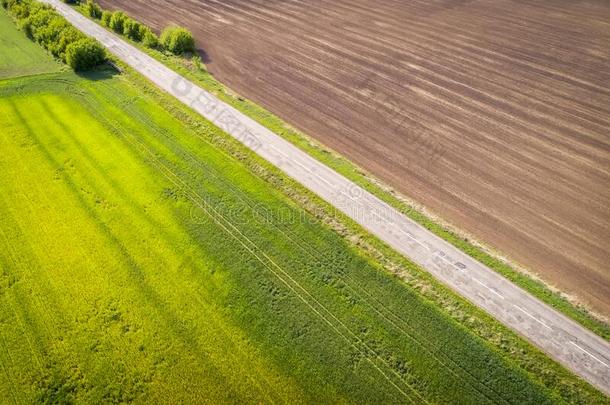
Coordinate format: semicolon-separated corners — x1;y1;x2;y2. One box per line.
41;0;610;395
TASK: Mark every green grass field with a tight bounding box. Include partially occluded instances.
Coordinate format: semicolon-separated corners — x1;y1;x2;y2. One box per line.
0;7;606;404
0;10;61;79
136;32;610;341
0;69;559;404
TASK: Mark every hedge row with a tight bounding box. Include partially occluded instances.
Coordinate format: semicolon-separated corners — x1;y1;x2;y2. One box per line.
81;0;195;55
3;0;105;70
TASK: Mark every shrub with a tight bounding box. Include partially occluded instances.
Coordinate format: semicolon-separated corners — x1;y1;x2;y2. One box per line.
100;10;111;26
5;0;21;9
5;0;22;11
35;16;70;50
6;0;104;70
65;38;105;70
122;17;142;41
27;8;54;31
18;17;33;38
29;0;51;14
141;28;158;48
8;2;30;19
83;0;101;19
53;26;83;59
137;24;148;39
160;26;195;54
108;11;127;33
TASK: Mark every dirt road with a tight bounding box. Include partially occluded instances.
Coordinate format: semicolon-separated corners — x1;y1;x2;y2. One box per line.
97;0;610;318
44;0;610;394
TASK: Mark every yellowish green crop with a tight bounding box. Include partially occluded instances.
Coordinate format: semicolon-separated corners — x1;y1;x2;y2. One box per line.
0;7;606;404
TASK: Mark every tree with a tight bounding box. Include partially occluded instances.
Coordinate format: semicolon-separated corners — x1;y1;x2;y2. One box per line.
54;26;83;59
122;17;142;41
26;7;54;29
141;28;158;48
100;10;111;26
108;11;127;34
160;26;195;55
8;1;31;19
35;16;70;50
6;0;104;71
83;0;102;19
65;38;106;70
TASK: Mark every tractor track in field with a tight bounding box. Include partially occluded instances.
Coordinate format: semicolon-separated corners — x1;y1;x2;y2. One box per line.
42;0;610;395
97;0;610;318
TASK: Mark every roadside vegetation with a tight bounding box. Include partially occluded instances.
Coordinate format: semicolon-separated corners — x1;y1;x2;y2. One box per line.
0;7;60;78
82;0;100;18
159;26;195;54
3;0;105;70
82;0;194;55
84;7;610;341
0;3;606;403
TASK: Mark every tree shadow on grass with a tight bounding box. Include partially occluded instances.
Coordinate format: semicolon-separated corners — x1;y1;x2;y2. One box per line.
7;97;231;399
75;64;120;81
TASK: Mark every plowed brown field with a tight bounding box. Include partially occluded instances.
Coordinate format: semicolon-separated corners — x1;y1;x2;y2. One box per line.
98;0;610;317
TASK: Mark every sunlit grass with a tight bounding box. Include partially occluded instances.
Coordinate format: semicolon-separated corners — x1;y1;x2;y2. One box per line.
0;69;570;403
0;6;606;402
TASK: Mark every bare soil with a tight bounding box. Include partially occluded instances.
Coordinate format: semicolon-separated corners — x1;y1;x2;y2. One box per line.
98;0;610;317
